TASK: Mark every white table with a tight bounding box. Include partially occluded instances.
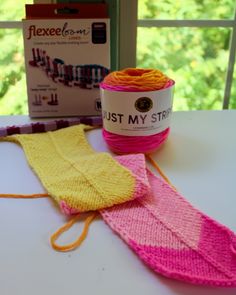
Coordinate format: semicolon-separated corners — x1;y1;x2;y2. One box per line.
0;110;235;295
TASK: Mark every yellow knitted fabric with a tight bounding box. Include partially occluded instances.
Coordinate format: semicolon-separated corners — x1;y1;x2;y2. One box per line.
1;124;136;212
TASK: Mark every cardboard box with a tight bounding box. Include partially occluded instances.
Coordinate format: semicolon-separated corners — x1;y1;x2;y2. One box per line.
23;4;110;118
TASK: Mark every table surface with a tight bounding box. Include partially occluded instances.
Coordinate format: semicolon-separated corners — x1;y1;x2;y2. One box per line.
0;110;235;295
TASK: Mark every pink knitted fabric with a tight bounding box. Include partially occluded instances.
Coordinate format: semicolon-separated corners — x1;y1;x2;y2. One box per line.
101;166;236;287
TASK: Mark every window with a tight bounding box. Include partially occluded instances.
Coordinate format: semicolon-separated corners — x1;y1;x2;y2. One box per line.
1;1;235;114
0;0;120;115
0;0;34;115
136;0;236;110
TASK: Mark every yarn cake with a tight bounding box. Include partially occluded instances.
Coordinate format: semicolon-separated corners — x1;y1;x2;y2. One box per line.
100;68;175;154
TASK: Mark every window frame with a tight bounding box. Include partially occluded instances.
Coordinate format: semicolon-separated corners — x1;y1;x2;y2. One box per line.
0;0;235;109
135;3;236;109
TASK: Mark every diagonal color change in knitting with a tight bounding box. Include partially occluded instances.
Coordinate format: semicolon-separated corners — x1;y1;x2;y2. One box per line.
101;166;236;287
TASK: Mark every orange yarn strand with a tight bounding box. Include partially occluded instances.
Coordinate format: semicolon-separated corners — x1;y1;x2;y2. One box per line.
0;193;49;198
146;154;176;190
50;212;97;252
0;192;97;252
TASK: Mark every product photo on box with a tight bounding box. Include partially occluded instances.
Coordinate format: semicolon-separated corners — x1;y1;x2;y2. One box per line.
23;3;110;118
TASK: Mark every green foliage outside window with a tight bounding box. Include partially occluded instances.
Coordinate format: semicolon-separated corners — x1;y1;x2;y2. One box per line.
137;0;236;110
0;28;28;114
0;1;32;115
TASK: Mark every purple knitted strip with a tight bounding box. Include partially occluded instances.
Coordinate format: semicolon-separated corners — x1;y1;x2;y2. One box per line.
0;116;102;137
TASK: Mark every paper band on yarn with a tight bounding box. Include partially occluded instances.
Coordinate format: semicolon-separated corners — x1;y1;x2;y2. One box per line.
100;84;174;136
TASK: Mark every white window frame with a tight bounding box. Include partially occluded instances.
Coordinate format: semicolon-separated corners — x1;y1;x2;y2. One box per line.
120;0;236;109
0;0;235;109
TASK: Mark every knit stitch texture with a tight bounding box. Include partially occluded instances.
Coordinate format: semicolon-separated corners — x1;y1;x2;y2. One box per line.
1;124;236;287
1;125;149;213
101;165;236;287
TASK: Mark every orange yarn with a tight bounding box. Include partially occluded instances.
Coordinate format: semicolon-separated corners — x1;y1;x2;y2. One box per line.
146;154;176;190
0;193;49;198
0;192;96;252
0;158;173;252
50;212;97;252
102;68;169;91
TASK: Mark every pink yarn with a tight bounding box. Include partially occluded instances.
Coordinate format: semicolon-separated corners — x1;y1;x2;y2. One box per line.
100;73;175;154
101;155;236;287
102;128;170;154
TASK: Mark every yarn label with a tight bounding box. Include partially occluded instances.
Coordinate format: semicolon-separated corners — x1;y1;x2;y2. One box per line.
101;85;174;136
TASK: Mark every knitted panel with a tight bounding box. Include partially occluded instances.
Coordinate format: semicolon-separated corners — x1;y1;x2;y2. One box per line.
60;153;150;215
101;170;236;287
1;125;149;213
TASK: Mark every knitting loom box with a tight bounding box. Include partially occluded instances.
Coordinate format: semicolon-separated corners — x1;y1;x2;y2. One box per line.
23;3;110;118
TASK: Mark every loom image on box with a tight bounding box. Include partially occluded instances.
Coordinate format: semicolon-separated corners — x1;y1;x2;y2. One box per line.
29;48;110;89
